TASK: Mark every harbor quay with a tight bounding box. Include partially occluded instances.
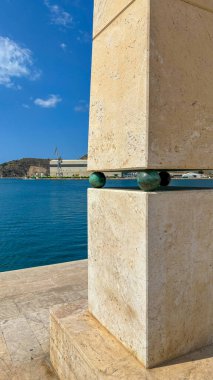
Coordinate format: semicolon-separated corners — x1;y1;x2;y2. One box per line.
0;260;212;380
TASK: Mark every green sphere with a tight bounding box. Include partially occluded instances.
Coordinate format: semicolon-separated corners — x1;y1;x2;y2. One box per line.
137;171;161;191
89;172;106;188
159;171;171;187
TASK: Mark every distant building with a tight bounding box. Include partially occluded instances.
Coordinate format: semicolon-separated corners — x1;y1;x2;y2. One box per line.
50;160;88;177
122;171;137;178
182;172;203;179
50;159;122;178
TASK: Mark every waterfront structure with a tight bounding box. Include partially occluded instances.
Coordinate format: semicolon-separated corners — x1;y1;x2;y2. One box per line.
50;159;122;178
50;0;213;377
182;172;203;179
50;159;88;177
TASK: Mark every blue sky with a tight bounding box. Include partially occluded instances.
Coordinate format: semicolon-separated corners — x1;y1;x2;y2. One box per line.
0;0;93;163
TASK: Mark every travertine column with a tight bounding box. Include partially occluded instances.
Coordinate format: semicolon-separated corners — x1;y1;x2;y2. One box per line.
88;0;213;369
88;188;213;367
88;0;213;171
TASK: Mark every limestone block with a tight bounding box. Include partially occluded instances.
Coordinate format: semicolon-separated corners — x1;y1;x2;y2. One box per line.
93;0;134;37
183;0;213;12
50;302;147;379
50;301;213;379
88;188;213;368
88;0;213;171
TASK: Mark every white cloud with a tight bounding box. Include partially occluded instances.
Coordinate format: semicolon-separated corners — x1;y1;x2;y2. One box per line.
22;103;30;109
44;1;73;27
34;94;62;108
74;100;88;113
60;43;67;50
77;30;91;44
0;36;40;88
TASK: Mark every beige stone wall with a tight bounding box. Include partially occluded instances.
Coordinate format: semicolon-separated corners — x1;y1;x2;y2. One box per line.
88;0;213;171
148;0;213;169
87;0;213;370
183;0;213;11
88;188;148;362
93;0;134;37
89;0;149;171
88;188;213;368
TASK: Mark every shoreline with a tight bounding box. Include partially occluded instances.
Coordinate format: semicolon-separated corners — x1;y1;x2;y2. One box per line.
0;177;213;180
0;177;135;180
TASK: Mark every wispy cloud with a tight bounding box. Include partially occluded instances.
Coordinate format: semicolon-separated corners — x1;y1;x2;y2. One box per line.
0;36;40;88
34;94;62;108
22;103;30;109
74;100;89;113
44;1;73;27
60;43;67;50
77;30;91;44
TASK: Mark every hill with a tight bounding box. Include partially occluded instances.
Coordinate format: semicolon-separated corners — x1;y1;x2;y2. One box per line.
0;158;50;178
80;154;88;160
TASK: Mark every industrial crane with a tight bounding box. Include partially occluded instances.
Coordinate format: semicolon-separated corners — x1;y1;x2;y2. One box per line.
54;147;63;178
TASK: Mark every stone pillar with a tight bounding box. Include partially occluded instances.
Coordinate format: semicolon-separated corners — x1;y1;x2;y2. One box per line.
88;188;213;368
88;0;213;171
88;0;213;369
50;0;213;376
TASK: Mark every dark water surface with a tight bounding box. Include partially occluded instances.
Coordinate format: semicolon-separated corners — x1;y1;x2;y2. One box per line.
0;178;212;272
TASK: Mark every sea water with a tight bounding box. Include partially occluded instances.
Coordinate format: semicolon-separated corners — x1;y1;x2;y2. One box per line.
0;178;212;272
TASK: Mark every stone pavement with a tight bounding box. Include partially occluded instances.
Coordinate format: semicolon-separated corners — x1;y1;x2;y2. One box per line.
0;260;87;380
0;260;212;379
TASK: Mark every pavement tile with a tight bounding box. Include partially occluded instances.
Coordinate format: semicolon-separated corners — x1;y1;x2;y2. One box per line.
0;299;20;320
0;317;44;364
11;357;59;380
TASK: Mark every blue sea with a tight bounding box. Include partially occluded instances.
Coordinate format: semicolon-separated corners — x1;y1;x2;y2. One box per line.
0;178;212;272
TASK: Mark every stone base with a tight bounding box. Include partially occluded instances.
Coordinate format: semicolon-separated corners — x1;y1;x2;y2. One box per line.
50;301;213;380
50;301;146;380
88;188;213;368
